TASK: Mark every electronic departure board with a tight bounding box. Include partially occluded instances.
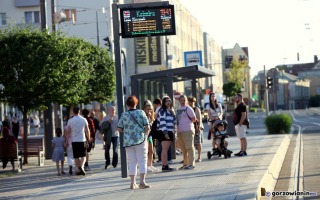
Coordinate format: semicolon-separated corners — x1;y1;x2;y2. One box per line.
120;5;176;38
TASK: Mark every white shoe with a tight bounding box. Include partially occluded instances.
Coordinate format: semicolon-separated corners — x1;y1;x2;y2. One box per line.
147;167;153;172
168;160;174;164
150;166;159;172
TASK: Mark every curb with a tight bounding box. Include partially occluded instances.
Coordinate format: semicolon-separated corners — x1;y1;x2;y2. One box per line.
256;134;292;199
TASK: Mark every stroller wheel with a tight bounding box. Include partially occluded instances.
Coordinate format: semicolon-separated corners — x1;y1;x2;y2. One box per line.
207;151;212;159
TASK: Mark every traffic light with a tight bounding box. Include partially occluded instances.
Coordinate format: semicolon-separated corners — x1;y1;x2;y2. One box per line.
103;37;111;51
266;76;273;88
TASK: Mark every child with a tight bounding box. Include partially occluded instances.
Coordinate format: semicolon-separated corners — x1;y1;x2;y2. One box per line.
214;123;229;151
52;127;65;176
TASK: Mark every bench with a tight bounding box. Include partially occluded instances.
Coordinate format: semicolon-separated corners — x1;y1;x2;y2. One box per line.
18;136;45;166
0;143;22;172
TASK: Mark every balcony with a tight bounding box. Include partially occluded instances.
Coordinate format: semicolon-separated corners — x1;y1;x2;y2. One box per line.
15;0;39;7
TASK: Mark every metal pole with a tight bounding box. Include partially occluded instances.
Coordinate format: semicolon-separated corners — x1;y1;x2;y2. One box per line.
96;11;100;46
112;3;127;178
51;0;56;32
273;69;276;111
40;0;47;30
264;65;269;117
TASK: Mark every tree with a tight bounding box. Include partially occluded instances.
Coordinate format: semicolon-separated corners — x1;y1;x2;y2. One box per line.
223;60;247;101
80;44;116;104
224;60;247;83
223;82;242;98
0;26;115;163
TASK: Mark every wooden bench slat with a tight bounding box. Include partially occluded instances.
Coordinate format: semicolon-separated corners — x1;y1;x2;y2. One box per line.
0;143;22;171
17;137;45;166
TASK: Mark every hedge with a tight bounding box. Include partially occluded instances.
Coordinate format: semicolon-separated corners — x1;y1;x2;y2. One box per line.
265;113;292;134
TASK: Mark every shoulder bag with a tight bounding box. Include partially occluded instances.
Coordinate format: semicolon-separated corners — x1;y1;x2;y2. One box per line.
122;111;146;147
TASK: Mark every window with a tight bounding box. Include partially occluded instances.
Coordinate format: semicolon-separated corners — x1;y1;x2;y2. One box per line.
225;55;233;68
24;11;40;24
0;13;7;26
239;55;247;62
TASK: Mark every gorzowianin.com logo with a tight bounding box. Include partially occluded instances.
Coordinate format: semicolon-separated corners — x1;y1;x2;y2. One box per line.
266;190;317;197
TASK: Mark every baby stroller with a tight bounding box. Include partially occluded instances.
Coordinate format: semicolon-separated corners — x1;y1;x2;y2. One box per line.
207;120;233;159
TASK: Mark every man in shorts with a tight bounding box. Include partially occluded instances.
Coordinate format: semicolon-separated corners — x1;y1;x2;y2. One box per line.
67;106;90;175
82;109;95;171
233;93;248;157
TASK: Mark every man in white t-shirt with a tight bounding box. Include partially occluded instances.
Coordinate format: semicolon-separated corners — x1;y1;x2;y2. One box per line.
67;106;90;176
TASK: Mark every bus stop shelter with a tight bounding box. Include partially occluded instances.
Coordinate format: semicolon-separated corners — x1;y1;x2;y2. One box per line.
131;65;215;108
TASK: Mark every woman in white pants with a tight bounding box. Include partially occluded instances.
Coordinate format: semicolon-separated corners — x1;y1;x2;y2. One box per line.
117;95;150;190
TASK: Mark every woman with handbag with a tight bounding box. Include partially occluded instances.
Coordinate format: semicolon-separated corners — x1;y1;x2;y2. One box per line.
117;96;150;189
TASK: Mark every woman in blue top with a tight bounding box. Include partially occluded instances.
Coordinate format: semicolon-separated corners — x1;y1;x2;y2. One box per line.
117;96;150;189
157;96;176;172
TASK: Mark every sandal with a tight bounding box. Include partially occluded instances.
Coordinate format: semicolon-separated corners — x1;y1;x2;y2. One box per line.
139;183;151;189
130;183;139;189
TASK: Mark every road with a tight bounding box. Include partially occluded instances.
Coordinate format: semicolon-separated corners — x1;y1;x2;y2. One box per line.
274;108;320;199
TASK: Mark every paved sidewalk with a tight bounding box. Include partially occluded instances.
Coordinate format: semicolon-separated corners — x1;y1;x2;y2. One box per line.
0;118;290;200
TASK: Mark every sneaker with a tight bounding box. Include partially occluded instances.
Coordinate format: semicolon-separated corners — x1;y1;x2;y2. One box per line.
183;165;195;170
238;151;247;157
162;165;175;172
168;160;174;164
234;151;242;156
105;164;109;169
139;183;151;189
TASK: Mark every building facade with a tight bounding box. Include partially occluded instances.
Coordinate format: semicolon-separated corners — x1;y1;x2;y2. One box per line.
0;0;224;109
222;43;251;105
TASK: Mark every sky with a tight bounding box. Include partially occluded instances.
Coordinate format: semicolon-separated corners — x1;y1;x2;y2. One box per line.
179;0;320;77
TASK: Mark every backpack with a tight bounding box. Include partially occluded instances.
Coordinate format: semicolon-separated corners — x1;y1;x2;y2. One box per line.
186;106;200;133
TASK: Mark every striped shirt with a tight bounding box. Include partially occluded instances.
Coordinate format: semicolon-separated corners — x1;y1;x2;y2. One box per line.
157;108;175;134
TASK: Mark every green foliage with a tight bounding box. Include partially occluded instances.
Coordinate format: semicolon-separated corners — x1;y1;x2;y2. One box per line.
0;26;115;109
83;44;115;104
309;95;320;107
265;113;292;134
0;27;60;111
224;60;247;83
223;82;242;98
249;108;257;112
223;60;248;102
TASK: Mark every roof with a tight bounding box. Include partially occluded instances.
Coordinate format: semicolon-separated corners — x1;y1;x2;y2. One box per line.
131;65;215;82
